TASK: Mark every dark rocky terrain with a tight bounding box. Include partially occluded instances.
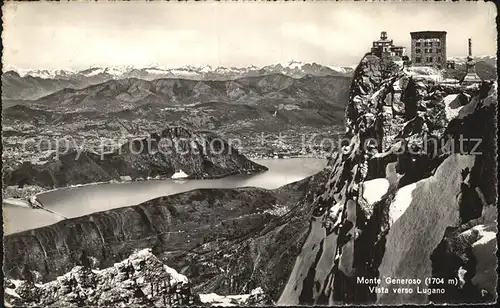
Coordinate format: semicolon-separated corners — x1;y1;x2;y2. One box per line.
3;54;497;306
3;125;266;190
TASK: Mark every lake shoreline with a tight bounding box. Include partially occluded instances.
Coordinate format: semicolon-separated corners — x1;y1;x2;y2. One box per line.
2;156;327;202
3;158;327;235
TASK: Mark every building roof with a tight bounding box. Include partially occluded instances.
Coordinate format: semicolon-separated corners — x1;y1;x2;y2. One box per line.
410;31;447;37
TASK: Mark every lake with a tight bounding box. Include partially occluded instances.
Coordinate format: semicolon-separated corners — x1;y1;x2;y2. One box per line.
3;158;327;235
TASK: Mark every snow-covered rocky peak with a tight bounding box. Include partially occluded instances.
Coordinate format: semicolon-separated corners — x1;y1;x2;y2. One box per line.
17;68;76;79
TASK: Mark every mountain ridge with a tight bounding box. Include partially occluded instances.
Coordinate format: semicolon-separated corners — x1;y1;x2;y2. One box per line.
13;73;352;114
5;61;355;80
2;61;355;101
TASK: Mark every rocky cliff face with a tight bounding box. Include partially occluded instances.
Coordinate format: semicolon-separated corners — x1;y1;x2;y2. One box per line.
278;55;497;305
3;125;266;192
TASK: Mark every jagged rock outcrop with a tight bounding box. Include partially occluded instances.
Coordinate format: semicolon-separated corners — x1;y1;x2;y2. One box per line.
4;247;276;307
4;249;202;307
278;55;497;305
3;125;266;191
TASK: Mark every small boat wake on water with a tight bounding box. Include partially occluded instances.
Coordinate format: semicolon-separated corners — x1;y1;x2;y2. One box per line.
29;195;69;219
4;195;69;220
3;198;33;209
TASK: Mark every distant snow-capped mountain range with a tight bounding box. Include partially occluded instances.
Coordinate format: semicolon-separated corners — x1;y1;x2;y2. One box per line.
6;61;356;81
447;55;497;64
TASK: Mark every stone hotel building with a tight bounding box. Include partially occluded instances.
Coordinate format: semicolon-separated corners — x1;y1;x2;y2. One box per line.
410;31;447;67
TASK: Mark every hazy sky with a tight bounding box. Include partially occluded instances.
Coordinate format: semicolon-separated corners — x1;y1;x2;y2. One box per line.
2;1;497;70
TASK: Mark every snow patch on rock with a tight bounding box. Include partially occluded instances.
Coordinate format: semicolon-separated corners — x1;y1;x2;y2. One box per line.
362;178;390;205
442;94;465;121
388;181;419;225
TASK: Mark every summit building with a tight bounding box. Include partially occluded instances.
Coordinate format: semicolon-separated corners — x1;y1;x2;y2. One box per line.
410;31;447;67
371;31;406;58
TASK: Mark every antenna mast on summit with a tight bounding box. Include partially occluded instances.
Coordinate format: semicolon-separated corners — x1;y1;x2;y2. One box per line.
468;38;472;57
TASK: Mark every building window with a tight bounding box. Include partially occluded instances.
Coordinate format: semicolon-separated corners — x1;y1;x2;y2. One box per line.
416;42;421;47
437;57;441;62
435;41;441;47
436;48;441;53
416;57;421;63
416;48;421;53
428;57;433;62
